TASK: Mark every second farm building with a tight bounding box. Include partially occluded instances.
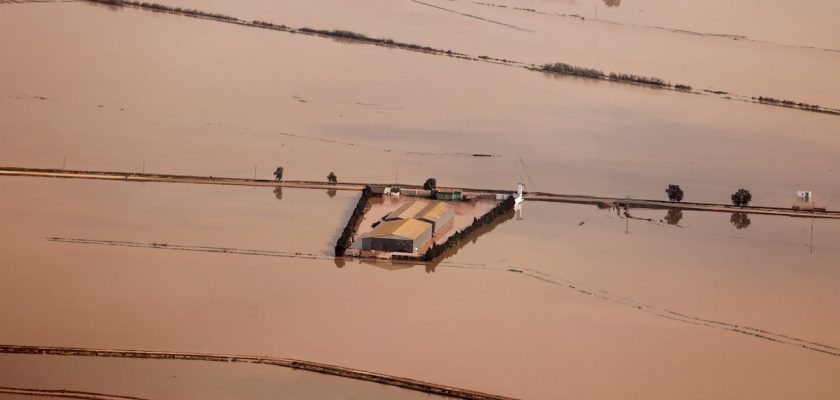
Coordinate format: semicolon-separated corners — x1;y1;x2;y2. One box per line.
361;201;454;254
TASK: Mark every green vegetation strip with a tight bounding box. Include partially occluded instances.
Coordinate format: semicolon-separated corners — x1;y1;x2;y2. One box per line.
335;186;373;256
0;344;516;400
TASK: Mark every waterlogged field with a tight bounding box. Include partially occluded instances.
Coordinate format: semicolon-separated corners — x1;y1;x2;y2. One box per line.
1;178;839;399
154;0;840;107
1;2;839;208
1;0;839;399
0;353;448;400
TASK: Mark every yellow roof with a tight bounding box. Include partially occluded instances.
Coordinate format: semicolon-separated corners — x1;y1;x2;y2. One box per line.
387;201;427;220
415;201;452;222
368;219;431;240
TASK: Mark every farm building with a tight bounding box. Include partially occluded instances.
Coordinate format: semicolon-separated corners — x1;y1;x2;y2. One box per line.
385;201;428;221
415;201;455;234
361;219;432;253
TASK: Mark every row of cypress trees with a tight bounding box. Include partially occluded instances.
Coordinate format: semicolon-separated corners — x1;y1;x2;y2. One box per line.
423;196;516;261
335;186;373;256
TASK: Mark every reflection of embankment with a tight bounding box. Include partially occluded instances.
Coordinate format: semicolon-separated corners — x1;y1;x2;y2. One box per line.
0;345;516;400
0;386;152;400
82;0;840;117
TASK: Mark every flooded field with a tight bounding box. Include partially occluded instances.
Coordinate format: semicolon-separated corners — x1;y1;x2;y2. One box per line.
153;0;840;106
1;2;839;208
1;178;838;399
0;353;447;400
1;0;838;398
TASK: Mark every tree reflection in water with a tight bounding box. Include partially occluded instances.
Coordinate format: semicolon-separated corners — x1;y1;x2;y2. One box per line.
664;209;683;226
730;212;751;229
273;186;282;200
602;0;621;7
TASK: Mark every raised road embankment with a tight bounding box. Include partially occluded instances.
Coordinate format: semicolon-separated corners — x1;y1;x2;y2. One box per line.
2;167;838;220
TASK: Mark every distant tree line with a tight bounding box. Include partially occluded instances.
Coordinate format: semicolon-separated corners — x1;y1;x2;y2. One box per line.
297;27;459;56
335;185;372;257
540;63;606;79
87;0;240;21
540;62;685;90
423;196;516;261
608;72;668;87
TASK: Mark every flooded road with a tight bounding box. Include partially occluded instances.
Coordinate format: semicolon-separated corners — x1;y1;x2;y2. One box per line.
1;178;838;399
1;2;839;208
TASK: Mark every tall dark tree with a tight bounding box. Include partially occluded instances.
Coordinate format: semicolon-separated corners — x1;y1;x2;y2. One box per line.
273;166;284;181
423;178;437;190
664;209;683;225
666;184;684;202
731;188;752;207
730;212;751;229
327;171;337;183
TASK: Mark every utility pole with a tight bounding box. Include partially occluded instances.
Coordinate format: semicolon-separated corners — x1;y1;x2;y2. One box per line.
142;159;145;174
810;218;814;254
625;195;630;235
254;164;257;180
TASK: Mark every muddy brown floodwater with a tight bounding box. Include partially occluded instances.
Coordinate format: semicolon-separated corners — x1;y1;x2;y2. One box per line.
0;353;449;400
1;0;839;398
154;0;840;107
1;2;839;208
1;177;839;399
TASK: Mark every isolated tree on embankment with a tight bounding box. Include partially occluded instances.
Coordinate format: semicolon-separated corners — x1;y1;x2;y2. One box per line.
274;166;284;181
327;172;338;184
731;188;752;207
666;184;684;202
423;178;437;190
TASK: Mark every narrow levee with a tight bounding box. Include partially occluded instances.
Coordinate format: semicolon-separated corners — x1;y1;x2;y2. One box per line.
2;167;838;220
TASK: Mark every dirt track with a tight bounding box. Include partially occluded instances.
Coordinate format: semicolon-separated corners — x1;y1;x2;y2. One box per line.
2;167;838;220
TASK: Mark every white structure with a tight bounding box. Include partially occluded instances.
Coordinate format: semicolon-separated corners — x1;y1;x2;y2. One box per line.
514;183;525;205
796;191;813;203
793;190;817;211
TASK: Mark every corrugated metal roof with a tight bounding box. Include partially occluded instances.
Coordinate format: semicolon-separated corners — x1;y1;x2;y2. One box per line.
415;201;452;222
386;201;427;220
367;219;431;240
